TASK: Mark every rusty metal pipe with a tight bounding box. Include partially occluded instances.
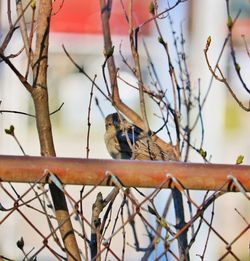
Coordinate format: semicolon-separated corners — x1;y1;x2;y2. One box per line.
0;155;249;191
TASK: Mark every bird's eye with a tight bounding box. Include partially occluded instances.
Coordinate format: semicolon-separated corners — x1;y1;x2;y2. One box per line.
106;123;112;129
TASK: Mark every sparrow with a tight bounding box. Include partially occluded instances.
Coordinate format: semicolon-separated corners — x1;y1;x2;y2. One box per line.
104;113;173;161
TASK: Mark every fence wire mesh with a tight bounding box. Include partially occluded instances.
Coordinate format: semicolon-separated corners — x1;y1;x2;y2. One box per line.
0;169;249;261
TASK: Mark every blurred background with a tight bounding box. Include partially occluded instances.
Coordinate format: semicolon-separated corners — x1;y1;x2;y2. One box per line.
0;0;249;162
0;0;250;260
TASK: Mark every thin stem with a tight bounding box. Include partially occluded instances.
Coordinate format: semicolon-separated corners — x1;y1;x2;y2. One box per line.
86;75;96;158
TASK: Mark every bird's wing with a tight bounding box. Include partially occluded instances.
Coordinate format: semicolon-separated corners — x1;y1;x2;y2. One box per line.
115;130;133;159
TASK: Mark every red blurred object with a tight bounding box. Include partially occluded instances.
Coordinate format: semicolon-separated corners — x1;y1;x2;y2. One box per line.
232;20;250;43
51;0;151;35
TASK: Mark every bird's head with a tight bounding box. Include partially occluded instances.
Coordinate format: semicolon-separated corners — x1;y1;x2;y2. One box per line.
105;113;120;131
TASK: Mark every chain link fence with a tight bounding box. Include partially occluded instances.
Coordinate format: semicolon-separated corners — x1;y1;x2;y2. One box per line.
0;158;250;260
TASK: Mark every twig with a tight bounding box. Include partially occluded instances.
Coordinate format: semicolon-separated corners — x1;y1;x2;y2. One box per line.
62;44;110;101
102;193;125;260
0;52;33;93
52;0;65;16
86;75;96;158
119;41;134;74
154;17;181;147
0;103;63;118
25;3;36;79
7;0;13;28
179;20;192;162
192;11;241;131
142;40;165;97
0;0;32;52
16;0;30;56
0;109;35;117
5;125;26;155
95;97;105;119
102;54;112;97
49;102;64;116
225;1;249;94
204;38;250;111
128;1;150;133
117;74;163;100
4;46;25;59
234;208;249;225
79;186;90;261
142;193;173;259
241;35;250;58
0;255;15;261
198;200;215;260
187;192;208;249
120;195;126;260
136;0;187;32
90;188;119;260
197;79;205;149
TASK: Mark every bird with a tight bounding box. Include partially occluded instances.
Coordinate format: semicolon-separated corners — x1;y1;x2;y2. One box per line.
104;113;174;161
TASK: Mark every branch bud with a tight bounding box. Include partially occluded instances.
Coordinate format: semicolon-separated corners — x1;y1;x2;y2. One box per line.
205;36;211;50
149;2;155;15
103;46;114;59
227;16;233;30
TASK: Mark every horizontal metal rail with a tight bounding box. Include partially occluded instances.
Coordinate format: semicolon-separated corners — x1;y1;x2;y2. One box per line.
0;155;249;191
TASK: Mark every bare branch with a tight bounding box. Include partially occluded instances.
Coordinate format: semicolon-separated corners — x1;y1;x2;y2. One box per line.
204;38;250;111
